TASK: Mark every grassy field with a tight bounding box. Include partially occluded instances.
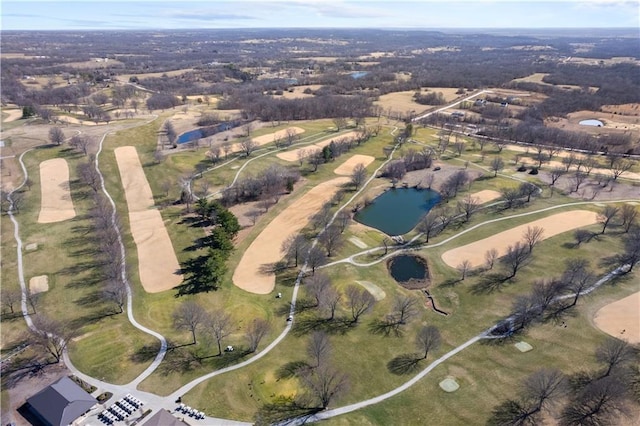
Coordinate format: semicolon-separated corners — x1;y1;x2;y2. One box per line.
2;106;637;425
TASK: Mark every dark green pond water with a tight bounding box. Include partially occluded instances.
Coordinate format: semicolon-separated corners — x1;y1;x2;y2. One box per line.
354;188;441;235
388;255;427;282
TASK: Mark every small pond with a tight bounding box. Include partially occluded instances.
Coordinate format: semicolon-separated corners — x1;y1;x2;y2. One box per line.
350;71;369;79
388;254;428;284
177;129;204;144
354;188;441;236
579;119;604;127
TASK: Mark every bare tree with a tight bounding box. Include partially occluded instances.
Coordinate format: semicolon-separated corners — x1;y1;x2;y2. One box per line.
103;280;127;314
502;242;531;279
610;158;633;181
500;187;521;209
596;337;635;378
345;285;376;323
299;364;349;409
48;127;65;145
618;228;640;272
239;138;258;157
246;318;270;353
597;205;619;234
296;148;308;166
485;248;499;270
531;279;564;315
173;300;207;345
222;141;233;159
319;224;344;257
490;156;505;177
620;205;638;233
549;167;566;196
322;286;341;321
1;287;22;314
417;212;440;243
335;210;351;233
163;121;177;147
305;272;331;307
207;309;233;356
350;163;367;191
306;245;327;275
307;331;331;368
560;376;629;426
391;295;419;325
457;195;480;223
519;182;538;203
281;234;308;268
523;226;545;253
415;325;441;360
572;171;588;193
457;259;472;280
453;141;465;156
523;369;566;415
29;315;75;363
77;159;101;192
69;134;93;156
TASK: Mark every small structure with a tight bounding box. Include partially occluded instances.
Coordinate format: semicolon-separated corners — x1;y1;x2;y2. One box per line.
142;409;190;426
26;376;97;426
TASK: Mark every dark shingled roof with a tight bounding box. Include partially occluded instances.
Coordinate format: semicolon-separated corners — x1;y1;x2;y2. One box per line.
142;409;190;426
27;376;97;426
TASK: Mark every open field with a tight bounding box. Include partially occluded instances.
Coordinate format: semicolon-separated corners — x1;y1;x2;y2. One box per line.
232;176;349;294
441;210;599;268
593;292;640;344
37;158;76;223
374;88;461;116
115;146;182;293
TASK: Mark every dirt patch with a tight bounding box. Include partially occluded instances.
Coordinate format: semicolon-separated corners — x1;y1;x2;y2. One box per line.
469;189;501;204
348;236;368;249
114;146;182;293
276;131;359;162
593;292;639;345
29;275;49;294
37;158;76;223
441;210;599;269
333;154;375;176
232;177;349;294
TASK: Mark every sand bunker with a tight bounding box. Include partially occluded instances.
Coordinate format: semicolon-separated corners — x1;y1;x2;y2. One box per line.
515;341;533;353
355;280;386;301
251;126;305;146
277;131;359;162
469;189;501;204
37;158;76;223
349;236;368;249
439;377;460;392
2;108;22;122
333;154;375;176
593;292;639;344
233;177;349;294
520;158;640;181
115;146;182;293
442;210;599;268
29;275;49;294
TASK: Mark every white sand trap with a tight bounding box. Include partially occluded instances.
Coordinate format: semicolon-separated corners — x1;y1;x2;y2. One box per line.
277;131;359;162
442;210;599;269
515;341;533;352
29;275;49;294
233;177;349;294
2;108;23;122
349;236;368;249
469;189;501;204
334;154;375;176
439;377;460;392
593;292;640;345
115;146;182;293
251;126;305;146
25;243;38;251
355;280;386;301
37;158;76;223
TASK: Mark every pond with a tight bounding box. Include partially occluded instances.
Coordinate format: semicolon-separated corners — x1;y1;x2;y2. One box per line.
388;254;428;283
579;119;604;127
177;129;204;144
350;71;369;79
354;188;441;235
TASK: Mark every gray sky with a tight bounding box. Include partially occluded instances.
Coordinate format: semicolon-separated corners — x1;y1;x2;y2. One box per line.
2;0;639;31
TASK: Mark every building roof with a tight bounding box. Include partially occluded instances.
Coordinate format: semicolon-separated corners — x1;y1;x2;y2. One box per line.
27;376;97;426
142;409;190;426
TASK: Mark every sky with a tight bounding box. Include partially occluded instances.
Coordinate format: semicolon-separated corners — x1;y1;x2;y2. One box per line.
1;0;638;31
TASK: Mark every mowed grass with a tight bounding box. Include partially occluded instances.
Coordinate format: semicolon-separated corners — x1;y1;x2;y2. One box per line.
0;143;158;383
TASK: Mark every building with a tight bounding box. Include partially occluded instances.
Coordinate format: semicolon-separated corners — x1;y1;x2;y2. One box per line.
142;409;190;426
26;376;97;426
